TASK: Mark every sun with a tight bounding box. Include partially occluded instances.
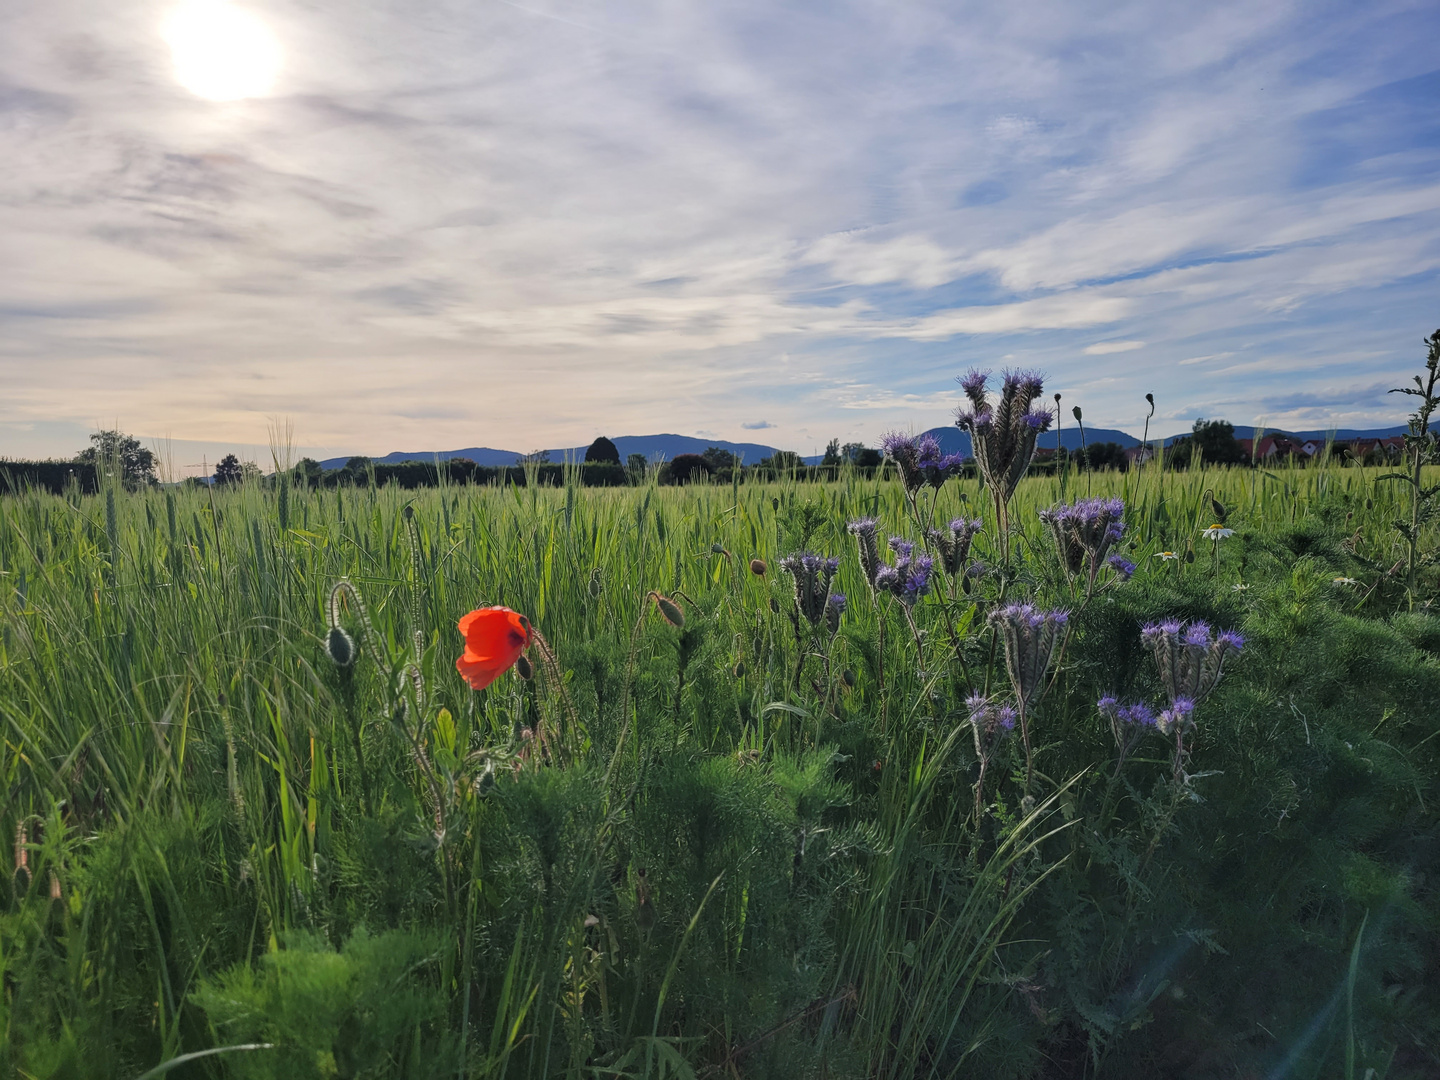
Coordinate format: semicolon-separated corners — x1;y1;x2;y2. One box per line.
164;1;281;101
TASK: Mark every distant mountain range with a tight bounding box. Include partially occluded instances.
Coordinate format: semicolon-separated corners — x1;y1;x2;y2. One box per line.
317;434;786;471
316;423;1411;471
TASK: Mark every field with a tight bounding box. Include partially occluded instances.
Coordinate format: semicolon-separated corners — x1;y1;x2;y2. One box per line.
1;449;1438;1078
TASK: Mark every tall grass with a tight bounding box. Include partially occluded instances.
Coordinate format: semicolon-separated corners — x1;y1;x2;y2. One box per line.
1;456;1436;1078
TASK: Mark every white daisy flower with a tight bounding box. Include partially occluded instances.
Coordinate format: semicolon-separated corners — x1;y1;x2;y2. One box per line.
1200;524;1235;540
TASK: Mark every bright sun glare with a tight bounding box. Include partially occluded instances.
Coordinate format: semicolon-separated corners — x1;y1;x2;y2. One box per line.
164;0;281;101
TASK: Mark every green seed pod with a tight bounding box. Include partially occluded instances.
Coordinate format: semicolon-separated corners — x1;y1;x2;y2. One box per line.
515;654;534;680
653;593;685;628
750;558;767;576
326;626;356;667
841;668;856;689
1184;543;1195;564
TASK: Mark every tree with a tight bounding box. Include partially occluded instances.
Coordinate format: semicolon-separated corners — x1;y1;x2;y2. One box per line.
668;453;711;484
213;453;245;486
701;446;739;474
1168;419;1245;469
845;444;882;468
760;450;802;471
584;437;621;465
1077;442;1127;471
626;453;648;479
76;429;157;488
821;439;842;467
293;458;324;485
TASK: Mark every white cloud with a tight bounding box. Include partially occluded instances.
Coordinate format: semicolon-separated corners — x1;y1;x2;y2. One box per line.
1084;340;1145;355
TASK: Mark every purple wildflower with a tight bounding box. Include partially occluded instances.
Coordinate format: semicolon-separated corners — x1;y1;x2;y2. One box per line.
779;550;841;628
1142;619;1244;708
1040;496;1127;589
928;517;984;577
955;367;1052;526
1097;694;1119;717
848;518;881;588
824;592;847;636
989;603;1069;708
1106;554;1136;580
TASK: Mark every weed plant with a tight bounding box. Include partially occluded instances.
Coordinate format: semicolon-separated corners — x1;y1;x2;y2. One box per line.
1;408;1438;1079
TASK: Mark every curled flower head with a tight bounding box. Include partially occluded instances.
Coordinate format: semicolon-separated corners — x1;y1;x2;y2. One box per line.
780;550;841;627
1097;694;1119;717
457;606;532;690
1106;553;1136;580
929;517;984;577
1041;496;1127;586
1142;619;1243;708
902;555;935;605
955;367;1051;507
989;603;1069;705
825;592;847;636
848;517;881;587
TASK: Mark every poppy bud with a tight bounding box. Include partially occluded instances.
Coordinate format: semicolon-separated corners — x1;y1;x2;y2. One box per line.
1210;496;1227;523
711;542;725;554
588;568;604;597
1184;544;1195;564
1365;498;1373;510
1145;392;1154;405
841;668;856;689
750;558;767;576
402;504;414;520
1054;392;1062;405
772;497;779;512
732;660;746;678
1072;405;1083;422
652;593;685;627
475;758;496;795
769;597;779;614
515;654;533;680
326;626;356;667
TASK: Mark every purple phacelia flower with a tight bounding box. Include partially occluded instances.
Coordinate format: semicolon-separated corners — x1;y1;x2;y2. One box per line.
888;537;914;558
1106;553;1136;580
1097;694;1119;717
824;592;847;635
1041;495;1127;589
988;603;1069;707
1142;620;1243;710
959;368;990;403
780;549;840;627
1215;630;1245;652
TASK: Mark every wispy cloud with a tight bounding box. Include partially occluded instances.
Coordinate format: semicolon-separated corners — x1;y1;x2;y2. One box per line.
741;419;774;429
1084;340;1145;355
0;0;1436;457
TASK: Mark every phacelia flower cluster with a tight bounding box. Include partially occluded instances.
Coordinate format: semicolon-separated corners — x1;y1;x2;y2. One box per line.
880;432;967;492
927;517;983;577
955;369;1054;507
989;603;1069;708
848;520;935;606
1139;619;1244;708
1038;496;1127;588
779;552;842;628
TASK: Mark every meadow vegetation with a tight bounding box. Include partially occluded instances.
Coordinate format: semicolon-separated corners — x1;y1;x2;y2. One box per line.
2;367;1439;1079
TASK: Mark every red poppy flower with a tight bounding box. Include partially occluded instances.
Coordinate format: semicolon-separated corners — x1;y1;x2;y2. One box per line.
456;606;532;690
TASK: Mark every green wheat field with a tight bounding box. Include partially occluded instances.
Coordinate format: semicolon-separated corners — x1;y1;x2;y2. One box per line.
2;450;1438;1079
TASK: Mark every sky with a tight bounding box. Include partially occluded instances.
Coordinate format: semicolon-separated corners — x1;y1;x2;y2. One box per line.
3;0;1439;472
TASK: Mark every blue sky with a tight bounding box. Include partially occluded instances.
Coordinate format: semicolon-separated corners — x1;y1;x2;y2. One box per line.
2;0;1438;469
